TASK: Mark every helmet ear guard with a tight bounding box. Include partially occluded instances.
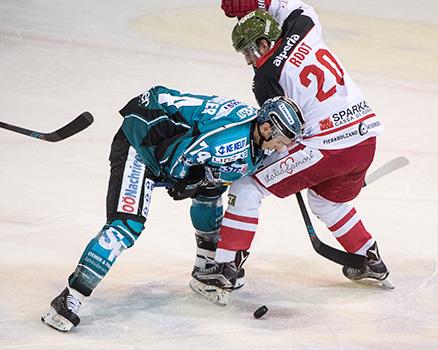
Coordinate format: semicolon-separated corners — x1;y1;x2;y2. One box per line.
257;97;304;144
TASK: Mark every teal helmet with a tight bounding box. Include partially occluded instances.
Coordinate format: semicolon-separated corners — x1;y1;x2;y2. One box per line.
232;10;282;54
257;97;305;143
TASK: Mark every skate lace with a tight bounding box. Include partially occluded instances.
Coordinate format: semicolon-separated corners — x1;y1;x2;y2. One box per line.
66;294;81;315
203;263;222;274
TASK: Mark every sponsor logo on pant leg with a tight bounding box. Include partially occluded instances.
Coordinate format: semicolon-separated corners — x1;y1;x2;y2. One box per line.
141;179;154;219
228;194;237;206
117;147;146;215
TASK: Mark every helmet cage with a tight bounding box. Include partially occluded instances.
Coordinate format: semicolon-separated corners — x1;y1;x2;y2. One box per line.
242;40;277;59
257;96;304;145
269;110;301;143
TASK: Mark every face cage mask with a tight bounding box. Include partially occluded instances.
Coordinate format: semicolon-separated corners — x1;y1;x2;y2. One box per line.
241;40;277;59
269;111;301;145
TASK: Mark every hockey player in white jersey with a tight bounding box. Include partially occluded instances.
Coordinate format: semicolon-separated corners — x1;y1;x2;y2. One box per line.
191;1;392;303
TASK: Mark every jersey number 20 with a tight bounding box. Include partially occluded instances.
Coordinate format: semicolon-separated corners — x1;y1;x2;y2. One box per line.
299;49;345;102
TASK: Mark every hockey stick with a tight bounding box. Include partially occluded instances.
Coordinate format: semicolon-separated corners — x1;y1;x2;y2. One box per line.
364;156;409;187
296;192;366;268
0;112;94;142
295;156;410;268
154;156;409;268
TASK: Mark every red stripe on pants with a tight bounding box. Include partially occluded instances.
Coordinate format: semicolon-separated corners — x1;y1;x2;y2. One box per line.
328;208;357;232
223;211;259;224
337;221;372;253
218;226;256;251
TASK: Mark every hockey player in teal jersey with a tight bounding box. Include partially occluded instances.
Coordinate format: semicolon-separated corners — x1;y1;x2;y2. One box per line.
41;85;305;332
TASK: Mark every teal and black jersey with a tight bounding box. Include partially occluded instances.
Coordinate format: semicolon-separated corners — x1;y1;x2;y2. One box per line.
119;86;264;184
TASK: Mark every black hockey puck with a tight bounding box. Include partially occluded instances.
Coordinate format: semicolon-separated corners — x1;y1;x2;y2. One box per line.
253;305;268;319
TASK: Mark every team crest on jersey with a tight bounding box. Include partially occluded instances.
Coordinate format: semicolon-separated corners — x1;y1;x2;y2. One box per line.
255;148;323;187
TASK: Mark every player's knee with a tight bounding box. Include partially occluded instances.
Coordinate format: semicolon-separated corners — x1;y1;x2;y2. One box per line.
68;218;144;296
92;218;143;262
105;218;144;245
308;189;354;228
190;196;223;233
307;189;335;217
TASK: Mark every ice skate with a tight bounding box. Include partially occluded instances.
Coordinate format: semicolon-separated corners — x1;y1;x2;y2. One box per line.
192;264;245;291
189;278;230;306
343;242;394;289
233;268;245;290
190;261;238;305
41;287;83;332
191;244;247;291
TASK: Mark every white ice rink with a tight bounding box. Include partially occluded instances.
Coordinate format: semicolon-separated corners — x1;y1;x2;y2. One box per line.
1;1;437;349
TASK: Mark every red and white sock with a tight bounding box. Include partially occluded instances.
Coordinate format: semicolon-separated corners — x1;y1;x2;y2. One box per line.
308;189;374;255
216;210;259;263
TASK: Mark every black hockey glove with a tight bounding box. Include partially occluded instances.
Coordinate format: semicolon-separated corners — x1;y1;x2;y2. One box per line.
167;165;206;201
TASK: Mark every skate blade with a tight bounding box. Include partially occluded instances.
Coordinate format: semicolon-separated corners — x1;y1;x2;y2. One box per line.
232;275;245;290
381;278;395;289
189;279;230;306
41;307;74;332
350;277;395;290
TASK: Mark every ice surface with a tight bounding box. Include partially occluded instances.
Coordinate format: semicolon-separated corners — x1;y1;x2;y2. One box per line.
1;1;437;349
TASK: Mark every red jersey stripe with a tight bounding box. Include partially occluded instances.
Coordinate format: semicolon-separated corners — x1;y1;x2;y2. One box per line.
304;113;376;139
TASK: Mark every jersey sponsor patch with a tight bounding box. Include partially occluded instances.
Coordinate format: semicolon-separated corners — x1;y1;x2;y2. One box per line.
218;163;248;174
117;147;146;215
319;117;334;131
327;101;372;130
236;106;257;119
141;179;154;219
215;137;248;156
255;147;323;188
273;34;301;67
212;149;249;164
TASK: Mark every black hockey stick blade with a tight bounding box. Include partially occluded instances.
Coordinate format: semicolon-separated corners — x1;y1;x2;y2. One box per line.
0;111;94;142
295;192;367;269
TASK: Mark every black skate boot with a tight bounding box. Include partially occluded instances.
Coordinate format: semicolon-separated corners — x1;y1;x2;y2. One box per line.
190;261;238;305
232;250;249;290
233;268;246;290
191;230;247;291
342;242;394;289
41;287;83;332
190;251;249;305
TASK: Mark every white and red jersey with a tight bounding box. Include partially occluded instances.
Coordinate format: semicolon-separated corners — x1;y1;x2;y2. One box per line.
253;0;383;149
215;0;380;261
